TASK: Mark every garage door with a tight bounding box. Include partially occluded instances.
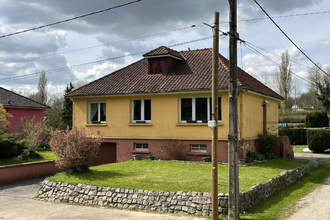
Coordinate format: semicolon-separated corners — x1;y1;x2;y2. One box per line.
92;143;117;166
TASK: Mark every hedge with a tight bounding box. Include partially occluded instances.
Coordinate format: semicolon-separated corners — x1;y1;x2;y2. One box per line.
305;111;329;128
279;127;307;145
307;129;330;153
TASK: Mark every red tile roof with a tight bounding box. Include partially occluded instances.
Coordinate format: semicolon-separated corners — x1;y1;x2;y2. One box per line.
68;46;283;100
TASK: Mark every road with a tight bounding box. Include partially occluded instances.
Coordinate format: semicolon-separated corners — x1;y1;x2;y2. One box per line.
0;178;205;220
287;152;330;220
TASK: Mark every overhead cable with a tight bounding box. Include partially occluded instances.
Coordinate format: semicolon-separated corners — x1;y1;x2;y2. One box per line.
253;0;330;78
0;0;142;39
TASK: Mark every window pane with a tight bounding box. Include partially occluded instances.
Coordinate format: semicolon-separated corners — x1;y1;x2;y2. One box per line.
181;98;192;121
209;97;222;121
144;100;151;121
91;103;98;122
133;100;141;120
191;144;207;152
100;103;106;121
196;98;207;121
135;143;148;151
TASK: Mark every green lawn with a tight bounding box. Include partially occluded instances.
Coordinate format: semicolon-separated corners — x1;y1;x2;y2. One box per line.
49;159;305;193
239;164;330;220
0;151;58;166
292;145;311;153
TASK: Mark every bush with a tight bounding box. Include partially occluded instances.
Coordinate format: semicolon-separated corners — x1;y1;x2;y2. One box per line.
17;116;43;153
0;129;26;159
305;111;329;128
307;129;330;153
162;139;189;161
257;132;279;153
279;127;307;145
49;127;103;173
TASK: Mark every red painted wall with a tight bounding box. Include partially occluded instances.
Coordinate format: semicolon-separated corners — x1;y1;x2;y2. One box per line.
5;107;44;133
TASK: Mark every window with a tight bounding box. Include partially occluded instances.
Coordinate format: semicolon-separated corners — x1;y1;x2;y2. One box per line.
132;99;151;123
134;143;148;151
179;97;221;123
191;144;207;153
89;102;106;124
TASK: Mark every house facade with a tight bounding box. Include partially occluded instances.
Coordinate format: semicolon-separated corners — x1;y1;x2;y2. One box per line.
0;87;49;133
68;46;282;163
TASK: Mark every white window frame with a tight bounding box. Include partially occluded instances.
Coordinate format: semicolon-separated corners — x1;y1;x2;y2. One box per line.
191;144;207;153
89;101;106;124
131;99;151;123
134;143;149;151
179;97;221;123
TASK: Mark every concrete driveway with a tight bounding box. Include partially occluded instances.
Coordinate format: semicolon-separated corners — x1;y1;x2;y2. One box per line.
0;178;205;220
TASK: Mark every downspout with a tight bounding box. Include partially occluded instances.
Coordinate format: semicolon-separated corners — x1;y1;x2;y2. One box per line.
262;100;269;133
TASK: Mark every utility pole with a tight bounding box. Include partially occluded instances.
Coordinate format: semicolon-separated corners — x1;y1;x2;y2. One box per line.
228;0;239;219
211;11;219;220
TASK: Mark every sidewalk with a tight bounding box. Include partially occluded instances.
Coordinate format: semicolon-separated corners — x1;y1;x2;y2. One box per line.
0;178;205;220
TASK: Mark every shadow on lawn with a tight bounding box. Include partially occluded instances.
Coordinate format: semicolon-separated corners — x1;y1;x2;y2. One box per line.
72;169;134;181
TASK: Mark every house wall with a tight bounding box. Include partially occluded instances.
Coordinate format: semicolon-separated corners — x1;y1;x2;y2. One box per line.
239;92;279;139
5;107;44;133
72;91;278;162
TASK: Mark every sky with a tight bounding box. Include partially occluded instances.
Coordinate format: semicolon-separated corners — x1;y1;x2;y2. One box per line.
0;0;329;97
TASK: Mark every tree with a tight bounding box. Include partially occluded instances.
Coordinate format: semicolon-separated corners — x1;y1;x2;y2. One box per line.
315;77;330;111
276;50;292;109
62;82;74;129
0;104;12;129
307;65;324;109
44;94;64;130
36;70;48;104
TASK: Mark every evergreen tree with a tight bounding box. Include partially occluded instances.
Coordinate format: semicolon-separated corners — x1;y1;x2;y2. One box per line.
62;82;74;129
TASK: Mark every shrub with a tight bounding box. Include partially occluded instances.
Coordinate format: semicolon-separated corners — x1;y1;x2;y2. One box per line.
257;132;279;153
307;129;330;153
0;129;26;159
279;127;307;145
305;111;329;128
49;127;103;173
17;116;43;154
162;139;189;161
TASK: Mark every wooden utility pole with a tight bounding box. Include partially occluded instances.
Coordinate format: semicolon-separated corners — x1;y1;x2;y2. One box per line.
211;11;219;220
228;0;239;219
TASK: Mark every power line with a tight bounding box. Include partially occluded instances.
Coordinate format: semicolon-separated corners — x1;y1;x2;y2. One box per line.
0;0;141;39
237;10;330;22
0;36;212;82
2;25;198;64
244;42;313;87
253;0;330;78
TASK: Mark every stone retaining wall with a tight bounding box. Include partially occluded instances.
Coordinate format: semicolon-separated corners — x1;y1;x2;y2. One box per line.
37;161;317;216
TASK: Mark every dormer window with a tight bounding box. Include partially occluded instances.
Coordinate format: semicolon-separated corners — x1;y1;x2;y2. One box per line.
143;46;184;75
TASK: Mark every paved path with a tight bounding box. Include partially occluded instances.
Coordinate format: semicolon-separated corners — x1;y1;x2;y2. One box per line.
287;153;330;220
0;178;205;220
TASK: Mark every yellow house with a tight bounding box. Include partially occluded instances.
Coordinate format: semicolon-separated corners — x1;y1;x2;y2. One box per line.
67;46;282;162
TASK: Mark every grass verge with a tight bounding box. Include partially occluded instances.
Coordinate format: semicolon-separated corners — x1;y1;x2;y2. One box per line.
48;159;305;194
237;164;330;220
0;151;58;166
292;145;310;153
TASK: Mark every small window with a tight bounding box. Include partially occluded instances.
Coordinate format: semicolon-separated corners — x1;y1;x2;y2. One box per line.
132;99;151;123
134;143;148;151
191;144;207;153
89;101;106;124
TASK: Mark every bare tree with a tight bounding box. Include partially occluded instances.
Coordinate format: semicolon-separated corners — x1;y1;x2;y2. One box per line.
276;50;292;109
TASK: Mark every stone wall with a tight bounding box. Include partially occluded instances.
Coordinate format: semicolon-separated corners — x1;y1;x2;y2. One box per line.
37;160;318;216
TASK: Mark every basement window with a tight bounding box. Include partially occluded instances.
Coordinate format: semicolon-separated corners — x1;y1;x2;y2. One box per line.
191;144;207;153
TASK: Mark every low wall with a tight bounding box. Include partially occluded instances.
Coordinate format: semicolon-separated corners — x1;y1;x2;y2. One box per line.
37;160;318;216
0;161;60;185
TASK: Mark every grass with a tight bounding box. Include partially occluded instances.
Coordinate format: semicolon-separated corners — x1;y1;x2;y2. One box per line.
48;159;305;193
0;151;58;166
292;145;311;153
238;164;330;220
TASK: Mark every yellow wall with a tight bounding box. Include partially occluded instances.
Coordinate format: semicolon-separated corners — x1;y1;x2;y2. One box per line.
72;91;278;141
239;92;279;139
